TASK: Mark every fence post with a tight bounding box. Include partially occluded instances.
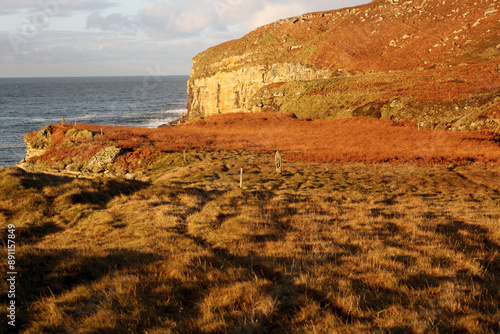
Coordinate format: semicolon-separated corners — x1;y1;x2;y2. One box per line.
240;168;243;189
275;151;282;174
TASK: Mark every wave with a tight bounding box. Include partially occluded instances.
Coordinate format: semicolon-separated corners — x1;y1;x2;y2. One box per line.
0;144;24;148
141;109;186;128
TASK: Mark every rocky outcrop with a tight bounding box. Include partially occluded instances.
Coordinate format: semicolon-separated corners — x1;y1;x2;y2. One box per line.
187;0;500;131
87;146;123;173
188;63;331;118
18;125;124;177
20;125;52;164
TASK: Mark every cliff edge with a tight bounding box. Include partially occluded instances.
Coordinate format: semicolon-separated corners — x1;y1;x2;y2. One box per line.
187;0;500;131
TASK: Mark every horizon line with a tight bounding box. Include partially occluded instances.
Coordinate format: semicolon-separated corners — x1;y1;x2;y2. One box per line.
0;74;190;79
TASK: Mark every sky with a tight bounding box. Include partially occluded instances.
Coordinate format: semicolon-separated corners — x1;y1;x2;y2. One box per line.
0;0;371;77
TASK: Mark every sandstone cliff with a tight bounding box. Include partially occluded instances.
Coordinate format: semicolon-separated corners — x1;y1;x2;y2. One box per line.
187;0;500;131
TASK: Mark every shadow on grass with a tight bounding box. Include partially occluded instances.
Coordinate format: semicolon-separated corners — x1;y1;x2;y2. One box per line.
179;230;371;332
0;249;160;333
3;175;500;333
15;221;65;244
18;170;75;190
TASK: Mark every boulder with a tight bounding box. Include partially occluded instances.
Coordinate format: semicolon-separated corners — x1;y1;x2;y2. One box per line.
87;146;123;173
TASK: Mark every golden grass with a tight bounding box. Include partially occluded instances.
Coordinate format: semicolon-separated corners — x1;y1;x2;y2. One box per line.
1;153;500;333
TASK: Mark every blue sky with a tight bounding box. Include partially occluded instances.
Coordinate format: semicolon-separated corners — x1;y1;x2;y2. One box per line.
0;0;370;77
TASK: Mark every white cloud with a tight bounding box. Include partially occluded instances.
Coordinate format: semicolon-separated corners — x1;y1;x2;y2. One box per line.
0;0;39;11
87;12;138;34
0;0;119;17
1;0;373;77
247;2;308;30
0;9;18;16
175;9;213;35
139;1;215;38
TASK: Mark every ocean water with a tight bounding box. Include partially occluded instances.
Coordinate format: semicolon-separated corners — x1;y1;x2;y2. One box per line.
0;75;189;167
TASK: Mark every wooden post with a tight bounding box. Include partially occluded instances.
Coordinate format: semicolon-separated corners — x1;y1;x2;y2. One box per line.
240;168;243;189
61;117;65;125
183;150;187;164
74;120;77;128
100;128;103;136
275;151;282;174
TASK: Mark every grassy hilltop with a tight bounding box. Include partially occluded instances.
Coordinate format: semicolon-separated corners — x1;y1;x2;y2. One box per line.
1;113;500;333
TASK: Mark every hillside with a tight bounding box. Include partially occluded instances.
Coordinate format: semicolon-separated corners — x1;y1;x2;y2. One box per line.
187;0;500;131
14;114;500;178
2;144;500;333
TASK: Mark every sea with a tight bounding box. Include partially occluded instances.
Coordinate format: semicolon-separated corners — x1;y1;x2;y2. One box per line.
0;75;189;167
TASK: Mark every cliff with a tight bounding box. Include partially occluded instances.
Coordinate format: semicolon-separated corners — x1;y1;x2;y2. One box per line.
187;0;500;131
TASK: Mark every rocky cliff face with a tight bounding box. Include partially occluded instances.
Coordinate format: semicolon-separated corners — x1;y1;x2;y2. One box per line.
187;0;500;131
188;63;331;118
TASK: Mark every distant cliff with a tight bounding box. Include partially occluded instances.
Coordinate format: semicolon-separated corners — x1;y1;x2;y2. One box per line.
187;0;500;131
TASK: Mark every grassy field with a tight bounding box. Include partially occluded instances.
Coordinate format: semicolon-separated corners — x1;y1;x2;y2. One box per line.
1;150;500;333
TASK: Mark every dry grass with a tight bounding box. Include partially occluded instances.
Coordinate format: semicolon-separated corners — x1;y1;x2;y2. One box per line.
1;153;500;333
23;114;500;176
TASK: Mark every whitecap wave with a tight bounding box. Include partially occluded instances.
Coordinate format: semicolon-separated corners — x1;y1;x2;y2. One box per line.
142;109;187;128
0;144;24;148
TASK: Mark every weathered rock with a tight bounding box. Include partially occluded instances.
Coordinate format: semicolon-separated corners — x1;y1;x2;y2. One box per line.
21;125;53;163
87;146;123;173
65;163;82;172
187;63;331;119
352;101;386;119
186;0;500;130
50;161;66;171
30;125;52;149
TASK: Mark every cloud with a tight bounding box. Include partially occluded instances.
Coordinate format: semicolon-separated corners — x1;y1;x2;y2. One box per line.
205;0;369;33
2;0;373;77
0;0;38;10
0;0;119;17
55;0;120;17
138;1;215;38
247;2;308;30
0;9;19;16
87;12;138;34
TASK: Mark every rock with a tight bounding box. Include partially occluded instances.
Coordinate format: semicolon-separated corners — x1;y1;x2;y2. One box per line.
485;7;497;16
186;0;499;126
31;125;52;149
65;163;82;172
50;161;66;171
87;146;123;173
187;63;331;119
124;173;135;180
352;100;385;119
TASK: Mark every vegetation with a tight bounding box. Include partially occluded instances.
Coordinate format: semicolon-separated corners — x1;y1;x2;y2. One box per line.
19;114;500;179
189;0;499;131
251;66;500;132
1;149;500;333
